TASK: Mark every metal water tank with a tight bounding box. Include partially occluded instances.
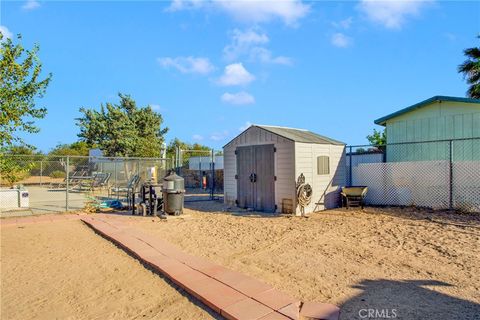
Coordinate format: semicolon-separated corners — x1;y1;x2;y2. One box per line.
162;171;185;215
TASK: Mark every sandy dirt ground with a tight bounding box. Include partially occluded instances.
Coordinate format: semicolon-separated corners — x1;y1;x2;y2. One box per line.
126;203;480;320
0;220;216;320
1;205;479;320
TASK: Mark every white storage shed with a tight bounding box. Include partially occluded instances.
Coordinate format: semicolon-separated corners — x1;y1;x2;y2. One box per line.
223;125;346;215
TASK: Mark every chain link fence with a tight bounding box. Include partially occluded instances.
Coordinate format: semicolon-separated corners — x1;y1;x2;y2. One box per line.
174;148;223;201
0;154;171;217
346;138;480;213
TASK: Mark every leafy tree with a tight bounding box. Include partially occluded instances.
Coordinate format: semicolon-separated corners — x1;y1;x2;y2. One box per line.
166;138;211;165
192;143;211;152
367;128;386;146
49;141;90;156
76;93;168;157
458;35;480;99
0;33;52;147
7;144;38;155
166;138;189;159
0;145;36;186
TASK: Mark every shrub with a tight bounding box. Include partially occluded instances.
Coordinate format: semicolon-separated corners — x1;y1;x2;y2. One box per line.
50;170;66;179
0;156;34;187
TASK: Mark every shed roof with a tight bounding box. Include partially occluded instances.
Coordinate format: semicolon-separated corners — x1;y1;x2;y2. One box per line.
224;125;345;147
374;95;480;126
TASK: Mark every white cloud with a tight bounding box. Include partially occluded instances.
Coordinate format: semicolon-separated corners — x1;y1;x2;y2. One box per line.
0;26;12;41
22;0;40;10
331;33;352;48
166;0;310;26
332;17;353;29
239;121;253;131
210;130;229;141
157;56;215;75
358;0;433;29
166;0;204;11
221;91;255;105
223;28;269;61
443;32;456;42
223;28;292;65
150;104;165;112
217;63;255;86
249;47;292;65
192;134;204;141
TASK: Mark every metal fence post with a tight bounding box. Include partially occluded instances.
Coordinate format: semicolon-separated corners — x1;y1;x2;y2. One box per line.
114;160;118;199
199;156;202;189
211;148;215;200
176;147;182;175
40;160;43;187
175;147;179;173
349;146;353;186
179;148;182;171
66;156;69;211
449;140;453;210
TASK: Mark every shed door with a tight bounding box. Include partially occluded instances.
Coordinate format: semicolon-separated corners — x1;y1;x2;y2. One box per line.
236;144;275;212
236;146;254;209
254;144;276;212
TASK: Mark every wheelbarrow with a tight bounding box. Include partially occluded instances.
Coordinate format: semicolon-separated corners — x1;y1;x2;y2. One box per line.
341;186;368;209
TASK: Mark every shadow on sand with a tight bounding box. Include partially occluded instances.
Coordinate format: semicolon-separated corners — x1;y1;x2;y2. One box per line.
360;206;480;228
340;279;480;320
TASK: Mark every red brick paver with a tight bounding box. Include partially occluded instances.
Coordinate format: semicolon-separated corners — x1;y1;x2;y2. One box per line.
222;298;273;320
253;288;298;311
299;302;341;320
279;302;301;320
259;311;293;320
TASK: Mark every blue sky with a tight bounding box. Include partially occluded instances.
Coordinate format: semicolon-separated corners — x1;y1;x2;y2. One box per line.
1;0;479;152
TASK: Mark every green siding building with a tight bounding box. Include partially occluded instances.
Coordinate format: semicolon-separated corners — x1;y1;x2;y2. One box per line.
374;96;480;161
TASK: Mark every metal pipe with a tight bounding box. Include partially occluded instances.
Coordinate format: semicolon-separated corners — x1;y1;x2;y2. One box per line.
349;146;353;186
211;148;215;200
66;156;69;211
114;160;118;200
40;161;43;187
449;140;453;210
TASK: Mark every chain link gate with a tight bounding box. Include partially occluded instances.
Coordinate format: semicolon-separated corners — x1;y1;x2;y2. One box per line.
174;148;222;202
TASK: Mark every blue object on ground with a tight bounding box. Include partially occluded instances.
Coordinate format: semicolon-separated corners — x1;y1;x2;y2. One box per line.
99;200;123;209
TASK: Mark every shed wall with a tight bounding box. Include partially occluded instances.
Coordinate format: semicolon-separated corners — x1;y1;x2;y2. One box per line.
223;126;295;213
294;143;346;214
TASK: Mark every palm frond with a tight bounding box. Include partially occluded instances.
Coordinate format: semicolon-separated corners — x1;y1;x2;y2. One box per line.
464;47;480;59
467;83;480;99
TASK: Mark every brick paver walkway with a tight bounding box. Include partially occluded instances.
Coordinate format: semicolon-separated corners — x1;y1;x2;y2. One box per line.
80;215;340;320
